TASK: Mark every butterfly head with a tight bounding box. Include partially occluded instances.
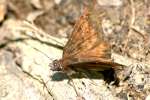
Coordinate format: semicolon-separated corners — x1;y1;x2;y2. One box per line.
50;59;63;71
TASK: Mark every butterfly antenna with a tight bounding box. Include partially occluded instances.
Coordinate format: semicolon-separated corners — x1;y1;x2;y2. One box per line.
33;46;53;60
23;41;54;61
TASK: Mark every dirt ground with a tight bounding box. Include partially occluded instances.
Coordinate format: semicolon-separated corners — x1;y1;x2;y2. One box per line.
0;0;150;100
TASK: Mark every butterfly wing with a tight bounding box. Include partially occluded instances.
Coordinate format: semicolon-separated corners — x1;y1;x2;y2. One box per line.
63;7;104;59
62;7;121;70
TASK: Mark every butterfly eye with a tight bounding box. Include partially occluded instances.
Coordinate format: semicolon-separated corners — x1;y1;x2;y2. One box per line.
51;60;62;71
53;60;58;65
54;63;56;66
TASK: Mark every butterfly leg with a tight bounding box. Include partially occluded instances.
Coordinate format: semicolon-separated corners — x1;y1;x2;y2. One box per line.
67;75;79;95
67;75;86;100
80;70;101;86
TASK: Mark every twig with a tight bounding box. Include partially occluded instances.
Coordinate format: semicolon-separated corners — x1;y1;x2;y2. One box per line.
16;62;55;99
123;0;136;53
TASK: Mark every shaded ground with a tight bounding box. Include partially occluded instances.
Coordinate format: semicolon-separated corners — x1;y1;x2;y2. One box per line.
0;0;150;100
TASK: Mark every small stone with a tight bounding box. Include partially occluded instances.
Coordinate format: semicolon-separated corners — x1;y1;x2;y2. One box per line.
97;0;123;6
0;0;6;22
146;95;150;100
55;0;62;5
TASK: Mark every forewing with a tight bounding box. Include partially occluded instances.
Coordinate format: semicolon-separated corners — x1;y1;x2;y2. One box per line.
63;7;104;59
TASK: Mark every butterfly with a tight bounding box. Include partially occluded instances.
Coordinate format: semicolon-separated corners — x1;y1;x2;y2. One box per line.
50;6;124;82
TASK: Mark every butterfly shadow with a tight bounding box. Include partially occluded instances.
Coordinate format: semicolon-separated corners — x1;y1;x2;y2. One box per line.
51;68;119;85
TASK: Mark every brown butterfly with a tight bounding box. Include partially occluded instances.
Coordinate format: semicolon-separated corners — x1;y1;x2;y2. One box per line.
50;6;124;82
